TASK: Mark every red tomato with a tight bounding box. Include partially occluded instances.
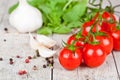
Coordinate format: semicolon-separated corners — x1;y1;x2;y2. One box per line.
82;12;101;36
59;48;82;70
83;44;106;67
82;21;93;36
101;21;116;33
96;32;113;55
111;30;120;50
67;34;85;48
102;11;116;21
82;22;102;36
101;11;116;33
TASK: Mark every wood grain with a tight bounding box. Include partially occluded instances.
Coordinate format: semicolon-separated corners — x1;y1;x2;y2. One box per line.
113;51;120;79
0;34;51;80
52;34;79;80
78;54;119;80
0;0;19;34
0;0;8;23
0;0;120;80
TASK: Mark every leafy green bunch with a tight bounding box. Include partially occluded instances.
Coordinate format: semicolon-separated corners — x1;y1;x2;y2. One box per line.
9;0;88;35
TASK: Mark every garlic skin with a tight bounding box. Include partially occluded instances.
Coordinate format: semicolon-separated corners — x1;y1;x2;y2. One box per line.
29;33;57;58
29;33;40;50
9;0;43;33
38;46;56;58
36;34;57;48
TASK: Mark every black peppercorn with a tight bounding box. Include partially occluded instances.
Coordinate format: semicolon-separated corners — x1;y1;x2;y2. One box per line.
0;58;3;61
45;58;49;61
43;65;46;68
4;39;6;42
9;58;13;61
4;28;8;31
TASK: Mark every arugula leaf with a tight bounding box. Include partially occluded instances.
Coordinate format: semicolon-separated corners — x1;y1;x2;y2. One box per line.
37;27;52;35
67;21;82;28
63;0;88;23
53;26;71;34
27;0;45;7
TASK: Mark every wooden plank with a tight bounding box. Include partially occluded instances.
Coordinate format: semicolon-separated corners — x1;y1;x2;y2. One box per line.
52;34;79;80
0;34;51;80
113;51;120;79
52;34;119;80
0;0;8;22
78;54;119;80
0;0;20;34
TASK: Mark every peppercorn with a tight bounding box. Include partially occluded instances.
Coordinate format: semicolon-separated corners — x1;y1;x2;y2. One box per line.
45;58;49;61
9;61;14;65
16;55;20;58
32;65;38;70
4;28;8;31
28;56;32;59
25;59;30;63
18;70;27;75
43;65;46;68
9;58;13;61
0;58;3;61
47;60;51;64
4;39;6;42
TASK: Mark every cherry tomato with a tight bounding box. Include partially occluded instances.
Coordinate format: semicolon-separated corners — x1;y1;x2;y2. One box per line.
110;30;120;50
59;48;82;70
102;11;116;21
67;34;85;48
101;21;116;33
82;12;101;36
83;44;106;67
82;22;102;36
101;11;116;33
82;21;93;36
96;32;113;55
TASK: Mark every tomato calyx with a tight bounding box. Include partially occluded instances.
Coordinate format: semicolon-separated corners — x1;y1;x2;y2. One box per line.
116;18;120;30
117;24;120;30
62;40;76;52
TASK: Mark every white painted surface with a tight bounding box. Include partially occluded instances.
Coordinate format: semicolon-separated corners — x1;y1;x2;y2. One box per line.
0;0;120;80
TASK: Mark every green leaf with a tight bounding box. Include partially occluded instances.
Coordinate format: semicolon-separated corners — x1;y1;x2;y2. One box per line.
27;0;45;7
8;0;88;35
37;27;52;35
53;26;71;34
8;3;18;14
67;21;82;28
38;4;51;14
63;0;88;23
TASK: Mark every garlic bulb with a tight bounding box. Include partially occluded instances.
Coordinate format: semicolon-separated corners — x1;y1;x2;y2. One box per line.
9;0;43;33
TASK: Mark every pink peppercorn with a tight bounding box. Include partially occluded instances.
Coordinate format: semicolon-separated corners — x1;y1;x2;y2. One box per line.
25;59;30;63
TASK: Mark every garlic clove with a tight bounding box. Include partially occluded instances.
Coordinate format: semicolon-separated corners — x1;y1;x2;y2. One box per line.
36;34;57;48
38;46;56;58
29;33;40;50
9;0;43;33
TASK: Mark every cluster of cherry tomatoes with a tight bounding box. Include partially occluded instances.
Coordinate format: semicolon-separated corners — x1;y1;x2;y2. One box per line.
58;11;120;70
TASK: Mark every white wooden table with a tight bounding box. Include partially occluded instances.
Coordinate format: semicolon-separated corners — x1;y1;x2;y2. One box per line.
0;0;120;80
